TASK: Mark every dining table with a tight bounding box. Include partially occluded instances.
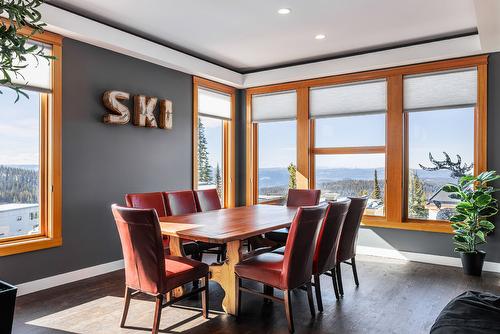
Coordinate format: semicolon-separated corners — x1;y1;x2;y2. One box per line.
159;204;297;315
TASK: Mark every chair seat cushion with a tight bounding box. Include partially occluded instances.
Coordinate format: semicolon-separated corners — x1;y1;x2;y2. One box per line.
264;228;289;244
164;255;208;291
235;253;284;289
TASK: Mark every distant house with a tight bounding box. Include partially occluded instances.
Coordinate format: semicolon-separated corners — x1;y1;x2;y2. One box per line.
0;203;39;239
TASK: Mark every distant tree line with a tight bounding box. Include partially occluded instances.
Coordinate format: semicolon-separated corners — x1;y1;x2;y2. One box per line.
198;118;223;200
0;165;38;204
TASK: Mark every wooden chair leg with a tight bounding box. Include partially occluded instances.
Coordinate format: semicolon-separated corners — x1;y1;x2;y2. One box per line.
284;290;294;333
351;256;360;286
330;269;340;300
336;263;344;296
313;274;323;312
120;286;133;327
306;282;315;318
264;284;274;303
152;294;163;334
202;274;209;318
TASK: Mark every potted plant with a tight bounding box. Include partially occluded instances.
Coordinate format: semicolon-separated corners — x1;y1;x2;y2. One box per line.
0;280;17;334
442;171;499;276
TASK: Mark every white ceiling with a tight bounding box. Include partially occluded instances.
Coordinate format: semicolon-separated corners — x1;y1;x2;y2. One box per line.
47;0;477;72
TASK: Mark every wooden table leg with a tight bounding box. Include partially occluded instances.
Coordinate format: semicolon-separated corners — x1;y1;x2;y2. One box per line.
168;236;186;298
210;240;242;316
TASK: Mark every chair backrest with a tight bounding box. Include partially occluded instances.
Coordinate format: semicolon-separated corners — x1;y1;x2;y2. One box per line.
111;204;166;295
124;192;167;217
194;189;222;212
337;197;368;262
163;190;197;216
286;189;321;207
313;200;351;275
281;203;327;289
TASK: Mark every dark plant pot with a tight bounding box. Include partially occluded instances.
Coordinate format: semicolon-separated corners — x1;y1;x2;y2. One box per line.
460;251;486;276
0;280;17;334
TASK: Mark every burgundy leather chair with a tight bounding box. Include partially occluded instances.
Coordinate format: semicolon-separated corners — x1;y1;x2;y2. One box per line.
193;189;226;261
164;190;225;262
273;200;351;310
125;192;199;257
235;203;327;333
194;189;222;212
336;197;368;296
111;204;209;334
265;189;321;245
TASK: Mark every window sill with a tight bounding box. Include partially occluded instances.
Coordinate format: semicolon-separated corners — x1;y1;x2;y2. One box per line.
361;217;453;234
0;236;62;256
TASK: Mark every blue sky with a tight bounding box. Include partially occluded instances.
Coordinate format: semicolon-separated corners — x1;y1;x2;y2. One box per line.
257;107;474;169
0;89;40;165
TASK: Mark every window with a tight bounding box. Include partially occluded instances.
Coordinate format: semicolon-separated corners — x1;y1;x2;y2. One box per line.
258;120;296;203
193;78;235;208
311;80;387;216
404;69;477;221
0;31;62;256
246;56;487;233
250;90;297;204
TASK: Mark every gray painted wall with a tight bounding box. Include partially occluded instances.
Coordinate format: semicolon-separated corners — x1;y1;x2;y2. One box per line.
0;38;194;284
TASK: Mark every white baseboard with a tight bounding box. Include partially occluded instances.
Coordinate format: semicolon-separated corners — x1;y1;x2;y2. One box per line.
16;259;124;296
356;245;500;274
14;247;500;297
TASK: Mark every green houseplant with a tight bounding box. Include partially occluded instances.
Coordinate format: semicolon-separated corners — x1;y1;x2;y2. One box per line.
442;171;499;276
1;0;53;101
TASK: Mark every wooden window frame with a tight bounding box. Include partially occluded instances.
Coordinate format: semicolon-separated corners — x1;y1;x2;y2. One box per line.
246;55;488;234
0;30;63;256
193;77;236;208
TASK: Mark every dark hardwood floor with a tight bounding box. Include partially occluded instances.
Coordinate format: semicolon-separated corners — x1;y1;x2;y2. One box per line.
13;255;500;334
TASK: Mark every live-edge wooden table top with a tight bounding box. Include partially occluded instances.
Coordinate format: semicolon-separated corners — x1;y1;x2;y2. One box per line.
159;204;296;244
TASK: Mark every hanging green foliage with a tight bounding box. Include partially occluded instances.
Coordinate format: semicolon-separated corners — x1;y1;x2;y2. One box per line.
0;0;54;102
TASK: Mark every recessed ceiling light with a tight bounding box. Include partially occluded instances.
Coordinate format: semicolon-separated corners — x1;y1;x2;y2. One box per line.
278;8;291;15
315;34;326;40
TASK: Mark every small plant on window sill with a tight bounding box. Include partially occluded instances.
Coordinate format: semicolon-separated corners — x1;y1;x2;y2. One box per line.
0;0;54;102
442;171;499;276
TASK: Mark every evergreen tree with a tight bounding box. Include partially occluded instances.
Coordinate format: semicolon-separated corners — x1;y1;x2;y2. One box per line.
408;170;428;219
215;163;223;200
372;169;382;201
287;163;297;189
197;118;212;183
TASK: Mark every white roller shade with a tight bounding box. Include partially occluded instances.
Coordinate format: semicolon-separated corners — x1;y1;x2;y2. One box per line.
310;79;386;118
404;68;477;111
252;90;296;122
198;87;232;120
10;41;52;92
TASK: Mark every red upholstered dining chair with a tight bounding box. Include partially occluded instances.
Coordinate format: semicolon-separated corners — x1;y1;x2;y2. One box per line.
235;203;327;333
272;200;351;309
194;189;222;212
125;192;199;257
164;190;225;262
336;197;368;296
264;189;321;245
111;204;209;334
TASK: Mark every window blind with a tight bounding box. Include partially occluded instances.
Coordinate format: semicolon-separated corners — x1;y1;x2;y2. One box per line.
310;79;386;118
252;90;297;122
198;87;232;120
404;68;477;111
10;41;52;92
